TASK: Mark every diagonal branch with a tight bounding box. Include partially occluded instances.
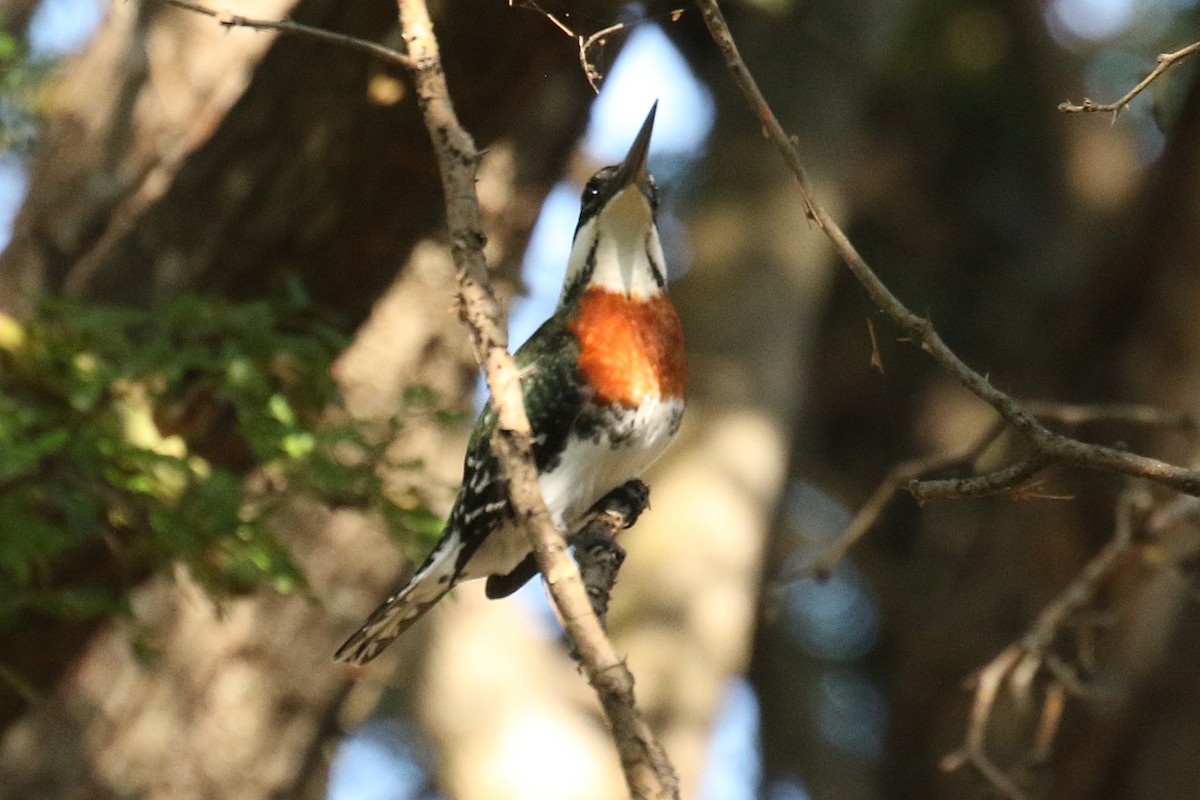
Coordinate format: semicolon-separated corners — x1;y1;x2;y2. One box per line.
1059;41;1200;118
693;3;1198;796
779;419;1008;587
395;2;678;798
695;0;1200;501
145;0;675;793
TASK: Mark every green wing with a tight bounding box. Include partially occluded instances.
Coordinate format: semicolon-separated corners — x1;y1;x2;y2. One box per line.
446;313;584;582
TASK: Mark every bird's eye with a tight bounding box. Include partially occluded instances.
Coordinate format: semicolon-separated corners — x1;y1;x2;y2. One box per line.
584;180;600;199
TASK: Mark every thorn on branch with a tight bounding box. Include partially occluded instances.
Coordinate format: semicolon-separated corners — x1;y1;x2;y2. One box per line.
800;398;1196;583
695;1;1200;796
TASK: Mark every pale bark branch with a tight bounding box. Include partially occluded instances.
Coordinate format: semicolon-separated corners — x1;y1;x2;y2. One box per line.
1059;40;1200;117
142;0;677;794
395;2;678;798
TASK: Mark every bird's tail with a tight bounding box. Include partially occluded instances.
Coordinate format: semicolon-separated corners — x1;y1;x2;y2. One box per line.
334;537;460;665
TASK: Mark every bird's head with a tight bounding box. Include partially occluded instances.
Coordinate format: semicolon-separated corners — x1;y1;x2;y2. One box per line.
561;103;667;303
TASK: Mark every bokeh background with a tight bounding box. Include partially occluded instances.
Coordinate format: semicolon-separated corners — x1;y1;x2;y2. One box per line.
2;1;1200;798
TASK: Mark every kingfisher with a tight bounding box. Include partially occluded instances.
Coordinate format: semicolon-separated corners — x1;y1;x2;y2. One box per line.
336;104;685;665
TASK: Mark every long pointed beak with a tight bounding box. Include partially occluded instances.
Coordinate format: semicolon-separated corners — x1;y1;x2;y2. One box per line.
612;102;657;191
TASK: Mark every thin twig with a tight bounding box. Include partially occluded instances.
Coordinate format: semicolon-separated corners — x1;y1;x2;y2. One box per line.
1024;491;1138;652
160;0;414;68
694;3;1197;795
695;0;1200;502
909;453;1052;503
395;2;677;798
799;397;1190;580
510;1;623;93
941;645;1030;800
578;22;626;93
513;2;685;93
1059;41;1200;117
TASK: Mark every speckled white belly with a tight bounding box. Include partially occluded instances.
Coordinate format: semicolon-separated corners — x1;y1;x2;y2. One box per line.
541;396;684;525
464;396;684;578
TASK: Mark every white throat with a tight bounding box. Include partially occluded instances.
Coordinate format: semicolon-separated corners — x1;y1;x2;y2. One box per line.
563;186;666;301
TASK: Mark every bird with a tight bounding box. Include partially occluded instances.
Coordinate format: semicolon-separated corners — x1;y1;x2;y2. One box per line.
335;103;685;665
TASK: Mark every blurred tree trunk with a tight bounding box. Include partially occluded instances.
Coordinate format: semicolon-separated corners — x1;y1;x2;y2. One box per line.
601;10;873;791
0;0;593;796
0;0;569;320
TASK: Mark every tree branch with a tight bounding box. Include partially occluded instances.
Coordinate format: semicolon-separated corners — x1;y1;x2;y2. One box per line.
395;2;677;798
158;0;414;68
1059;41;1200;117
779;419;1008;586
796;401;1193;583
695;0;1200;499
693;3;1200;796
514;3;685;94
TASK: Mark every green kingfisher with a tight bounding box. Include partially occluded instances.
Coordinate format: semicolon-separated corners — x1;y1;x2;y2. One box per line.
336;104;685;665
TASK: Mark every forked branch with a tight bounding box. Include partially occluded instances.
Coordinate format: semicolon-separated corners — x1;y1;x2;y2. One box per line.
794;402;1193;585
513;3;686;93
694;4;1200;797
695;0;1200;503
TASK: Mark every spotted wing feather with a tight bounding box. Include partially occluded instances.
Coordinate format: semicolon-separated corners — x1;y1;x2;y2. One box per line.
335;315;584;664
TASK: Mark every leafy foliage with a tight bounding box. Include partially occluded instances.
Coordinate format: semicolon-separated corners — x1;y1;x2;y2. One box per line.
0;291;443;630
